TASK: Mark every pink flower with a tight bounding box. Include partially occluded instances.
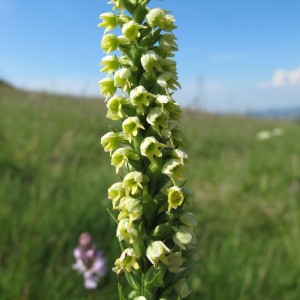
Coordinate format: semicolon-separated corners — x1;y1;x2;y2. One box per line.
73;233;107;289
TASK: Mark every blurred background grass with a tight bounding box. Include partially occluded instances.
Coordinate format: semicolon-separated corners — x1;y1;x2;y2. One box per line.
1;83;300;299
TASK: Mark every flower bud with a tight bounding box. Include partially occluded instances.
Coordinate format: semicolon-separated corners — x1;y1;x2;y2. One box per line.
173;278;191;298
157;72;181;91
141;50;161;75
180;212;198;229
173;225;196;250
159;34;178;52
167;252;185;273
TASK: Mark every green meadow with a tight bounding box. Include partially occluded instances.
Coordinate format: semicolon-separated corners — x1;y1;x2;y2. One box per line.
1;82;300;299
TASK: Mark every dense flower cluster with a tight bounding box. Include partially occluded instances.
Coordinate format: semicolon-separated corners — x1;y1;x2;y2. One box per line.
73;233;107;289
99;0;198;299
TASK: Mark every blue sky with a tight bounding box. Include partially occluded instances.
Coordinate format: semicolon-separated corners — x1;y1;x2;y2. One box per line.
1;0;300;113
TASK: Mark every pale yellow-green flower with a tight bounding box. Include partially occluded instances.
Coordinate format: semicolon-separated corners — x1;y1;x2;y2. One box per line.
98;12;118;32
107;0;125;11
106;95;130;120
145;8;176;33
111;147;140;173
162;159;185;183
155;94;172;106
99;77;117;99
117;218;138;244
122;20;146;45
140;136;166;163
101;131;128;154
117;196;143;223
122;171;147;195
145;8;166;31
146;107;169;135
101;33;119;53
113;67;131;91
172;148;188;164
99;55;119;74
167;186;184;212
146;240;170;267
112;248;140;275
129;85;154;115
108;181;125;208
122;116;145;141
141;50;161;75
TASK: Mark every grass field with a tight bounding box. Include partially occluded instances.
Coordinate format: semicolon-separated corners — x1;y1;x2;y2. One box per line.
1;83;300;299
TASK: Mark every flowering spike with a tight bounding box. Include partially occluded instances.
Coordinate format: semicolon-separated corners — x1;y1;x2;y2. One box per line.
99;1;198;298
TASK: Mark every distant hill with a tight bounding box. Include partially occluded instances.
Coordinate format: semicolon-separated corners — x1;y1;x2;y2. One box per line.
0;79;14;89
248;106;300;120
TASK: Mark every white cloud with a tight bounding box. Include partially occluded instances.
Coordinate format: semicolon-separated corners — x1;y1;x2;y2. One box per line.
259;67;300;88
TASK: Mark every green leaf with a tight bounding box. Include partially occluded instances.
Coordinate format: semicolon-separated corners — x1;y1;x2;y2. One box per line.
132;4;148;24
129;45;143;68
151;223;173;240
140;29;161;48
139;72;158;92
142;188;157;230
107;208;118;224
145;265;167;289
118;284;127;300
123;0;136;14
125;271;141;291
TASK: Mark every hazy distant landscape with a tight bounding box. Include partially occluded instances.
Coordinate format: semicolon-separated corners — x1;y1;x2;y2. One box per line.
1;82;300;299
